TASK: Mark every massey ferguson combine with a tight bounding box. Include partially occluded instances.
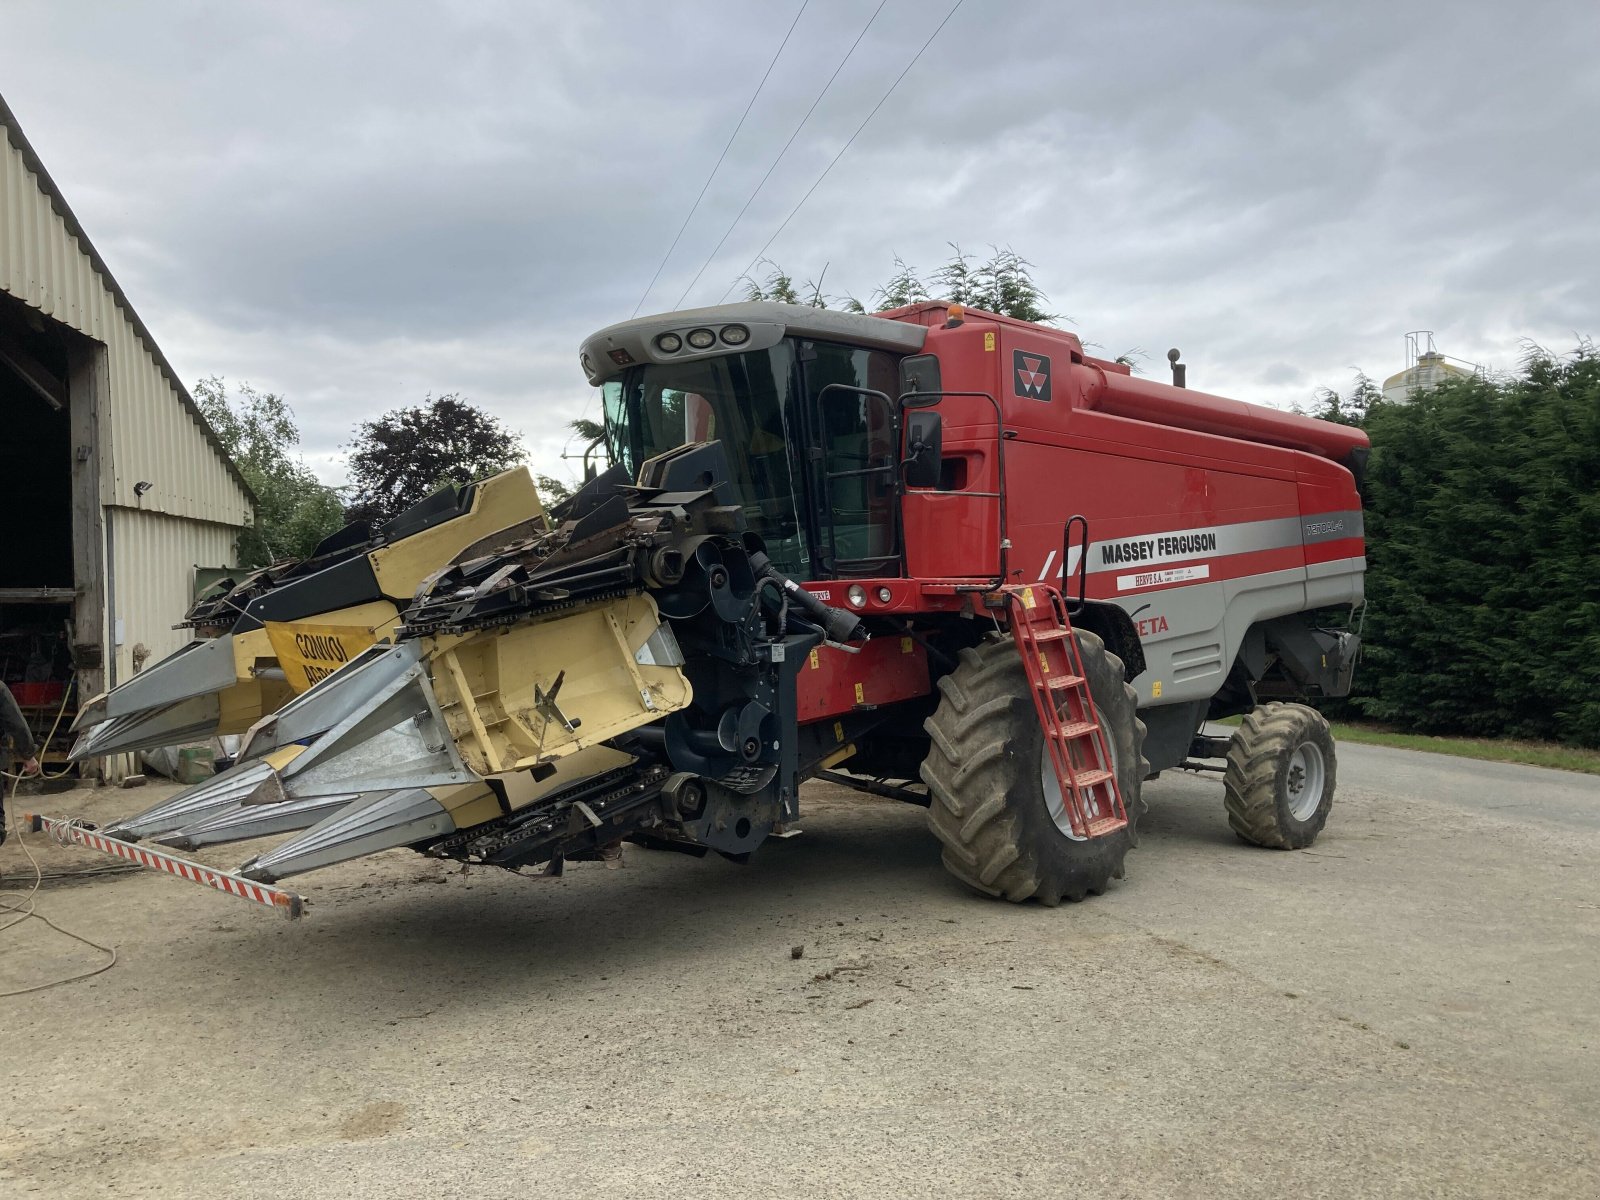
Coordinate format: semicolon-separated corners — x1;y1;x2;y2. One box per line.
34;301;1367;912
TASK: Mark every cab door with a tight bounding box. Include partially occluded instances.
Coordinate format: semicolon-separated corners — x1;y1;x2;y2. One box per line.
797;340;902;579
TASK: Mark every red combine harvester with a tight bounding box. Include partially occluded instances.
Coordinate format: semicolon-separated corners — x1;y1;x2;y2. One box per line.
47;301;1366;912
579;301;1366;902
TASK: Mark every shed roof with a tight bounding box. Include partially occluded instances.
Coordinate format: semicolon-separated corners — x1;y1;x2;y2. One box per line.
0;89;256;506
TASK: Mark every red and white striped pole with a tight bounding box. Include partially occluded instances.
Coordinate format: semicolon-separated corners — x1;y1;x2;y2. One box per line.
22;813;305;918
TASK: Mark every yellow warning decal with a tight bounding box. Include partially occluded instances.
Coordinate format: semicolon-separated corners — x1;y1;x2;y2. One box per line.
809;648;821;670
834;721;845;742
900;636;914;654
984;331;996;352
264;621;380;693
1021;586;1036;609
854;681;865;704
1038;651;1050;674
1151;680;1164;699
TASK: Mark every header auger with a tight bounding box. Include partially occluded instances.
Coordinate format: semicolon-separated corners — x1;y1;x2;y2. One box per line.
47;300;1366;915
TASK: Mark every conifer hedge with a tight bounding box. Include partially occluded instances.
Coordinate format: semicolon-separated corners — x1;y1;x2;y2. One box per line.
1332;345;1600;747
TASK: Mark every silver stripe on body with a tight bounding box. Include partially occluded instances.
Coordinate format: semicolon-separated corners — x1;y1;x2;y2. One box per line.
1038;511;1365;582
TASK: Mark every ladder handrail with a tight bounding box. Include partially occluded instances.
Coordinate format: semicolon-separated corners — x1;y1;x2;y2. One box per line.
1062;514;1090;615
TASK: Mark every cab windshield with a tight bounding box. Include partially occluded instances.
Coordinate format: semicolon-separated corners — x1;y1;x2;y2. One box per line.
603;342;810;575
602;337;902;579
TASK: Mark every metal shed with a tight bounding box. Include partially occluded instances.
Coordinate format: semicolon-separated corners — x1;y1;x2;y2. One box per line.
0;91;253;779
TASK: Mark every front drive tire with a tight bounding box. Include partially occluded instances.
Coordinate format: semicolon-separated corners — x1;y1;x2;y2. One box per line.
1223;702;1337;849
921;631;1148;905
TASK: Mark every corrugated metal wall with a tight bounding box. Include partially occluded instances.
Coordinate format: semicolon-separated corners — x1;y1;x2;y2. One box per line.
0;128;253;526
102;507;240;780
109;506;238;677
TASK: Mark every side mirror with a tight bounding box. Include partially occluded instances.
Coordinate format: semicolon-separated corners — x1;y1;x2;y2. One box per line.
902;411;943;489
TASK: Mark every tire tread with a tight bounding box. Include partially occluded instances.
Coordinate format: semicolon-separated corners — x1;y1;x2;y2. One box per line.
922;631;1147;903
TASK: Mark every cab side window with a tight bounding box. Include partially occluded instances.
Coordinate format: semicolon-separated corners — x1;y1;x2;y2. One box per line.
803;341;900;574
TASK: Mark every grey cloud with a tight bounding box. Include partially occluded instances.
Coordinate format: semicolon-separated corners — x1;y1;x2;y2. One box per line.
4;0;1596;479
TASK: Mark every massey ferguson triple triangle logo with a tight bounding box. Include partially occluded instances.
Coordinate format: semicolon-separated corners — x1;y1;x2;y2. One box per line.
1013;349;1051;401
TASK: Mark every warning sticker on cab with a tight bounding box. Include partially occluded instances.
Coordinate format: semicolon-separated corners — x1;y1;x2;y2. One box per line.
264;621;381;692
1116;565;1211;591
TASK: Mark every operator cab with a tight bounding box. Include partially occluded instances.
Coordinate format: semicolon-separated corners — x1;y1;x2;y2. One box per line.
584;304;925;582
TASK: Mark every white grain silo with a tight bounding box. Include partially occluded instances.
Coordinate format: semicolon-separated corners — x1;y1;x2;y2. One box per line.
1381;331;1476;403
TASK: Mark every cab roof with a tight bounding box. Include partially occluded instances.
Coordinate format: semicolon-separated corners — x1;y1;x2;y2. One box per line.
579;302;928;386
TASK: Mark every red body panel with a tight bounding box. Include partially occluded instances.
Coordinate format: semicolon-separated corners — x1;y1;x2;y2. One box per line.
795;633;931;725
883;305;1367;602
789;303;1364;720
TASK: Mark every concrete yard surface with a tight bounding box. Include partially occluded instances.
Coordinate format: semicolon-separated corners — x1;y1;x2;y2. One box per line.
1;742;1596;1198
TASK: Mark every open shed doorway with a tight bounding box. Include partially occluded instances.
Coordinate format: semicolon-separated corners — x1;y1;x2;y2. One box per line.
0;290;90;775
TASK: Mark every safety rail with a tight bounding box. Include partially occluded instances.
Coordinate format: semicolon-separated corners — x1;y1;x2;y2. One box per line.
1062;514;1090;613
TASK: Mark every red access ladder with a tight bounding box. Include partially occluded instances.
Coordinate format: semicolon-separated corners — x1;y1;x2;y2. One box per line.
1003;585;1128;839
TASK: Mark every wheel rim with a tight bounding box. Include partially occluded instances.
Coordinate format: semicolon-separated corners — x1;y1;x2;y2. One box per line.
1040;713;1120;841
1286;741;1326;821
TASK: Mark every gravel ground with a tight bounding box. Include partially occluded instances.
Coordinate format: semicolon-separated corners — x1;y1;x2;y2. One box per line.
1;742;1596;1198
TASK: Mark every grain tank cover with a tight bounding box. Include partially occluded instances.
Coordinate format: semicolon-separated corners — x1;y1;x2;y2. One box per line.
1081;370;1370;461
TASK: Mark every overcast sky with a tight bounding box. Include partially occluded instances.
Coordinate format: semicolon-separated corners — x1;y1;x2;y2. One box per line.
5;0;1595;487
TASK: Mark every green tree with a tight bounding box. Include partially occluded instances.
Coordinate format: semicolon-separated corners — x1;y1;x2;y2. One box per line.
932;245;1060;324
534;473;574;509
569;417;606;444
742;261;804;306
344;394;524;523
738;246;1061;323
1335;343;1600;746
871;255;934;311
194;377;346;568
565;415;612;488
1305;371;1384;427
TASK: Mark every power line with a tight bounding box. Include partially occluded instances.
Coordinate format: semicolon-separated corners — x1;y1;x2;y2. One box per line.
718;0;966;305
630;1;810;318
674;0;889;310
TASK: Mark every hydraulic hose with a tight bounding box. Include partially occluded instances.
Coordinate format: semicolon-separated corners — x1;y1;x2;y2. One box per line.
747;551;863;645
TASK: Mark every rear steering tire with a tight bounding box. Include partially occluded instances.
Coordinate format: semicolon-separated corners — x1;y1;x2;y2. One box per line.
1223;702;1336;849
921;631;1147;905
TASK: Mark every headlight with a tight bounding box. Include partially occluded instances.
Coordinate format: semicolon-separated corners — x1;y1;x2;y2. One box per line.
720;324;750;346
875;586;892;604
847;585;867;608
655;332;683;354
686;327;716;350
